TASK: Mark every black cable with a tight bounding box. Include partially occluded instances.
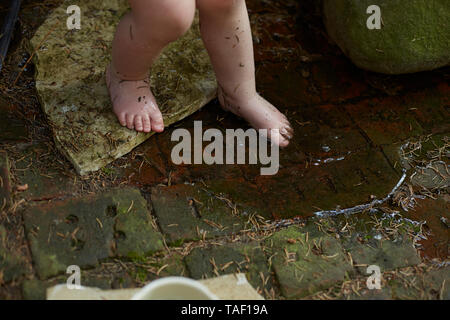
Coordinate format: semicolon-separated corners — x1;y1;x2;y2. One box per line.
0;0;22;72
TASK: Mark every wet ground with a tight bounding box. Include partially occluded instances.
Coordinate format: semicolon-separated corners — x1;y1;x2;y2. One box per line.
0;0;448;299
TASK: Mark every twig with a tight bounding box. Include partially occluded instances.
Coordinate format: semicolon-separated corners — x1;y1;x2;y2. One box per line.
314;170;407;218
13;19;60;86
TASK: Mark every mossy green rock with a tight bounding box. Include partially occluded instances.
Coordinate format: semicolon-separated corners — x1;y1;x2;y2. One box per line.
28;0;216;175
323;0;450;74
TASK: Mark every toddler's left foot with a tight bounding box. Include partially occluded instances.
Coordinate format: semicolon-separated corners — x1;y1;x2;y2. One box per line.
218;87;293;147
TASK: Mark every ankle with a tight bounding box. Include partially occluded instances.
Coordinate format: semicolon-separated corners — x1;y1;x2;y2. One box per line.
108;62;149;82
218;82;258;105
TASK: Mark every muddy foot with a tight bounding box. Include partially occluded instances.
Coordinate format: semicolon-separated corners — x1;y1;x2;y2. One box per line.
106;64;164;133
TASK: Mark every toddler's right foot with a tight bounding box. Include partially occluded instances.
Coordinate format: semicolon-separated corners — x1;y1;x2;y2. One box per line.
106;64;165;133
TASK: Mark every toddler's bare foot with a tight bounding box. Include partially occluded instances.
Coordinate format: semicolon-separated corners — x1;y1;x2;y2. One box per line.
106;64;164;133
218;86;293;147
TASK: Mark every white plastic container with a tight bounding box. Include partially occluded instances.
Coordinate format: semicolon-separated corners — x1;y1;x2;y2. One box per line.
131;277;219;300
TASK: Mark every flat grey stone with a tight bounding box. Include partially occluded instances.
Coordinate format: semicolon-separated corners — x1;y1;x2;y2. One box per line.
410;162;450;190
28;0;216;175
345;235;422;272
184;242;273;296
265;225;352;299
151;184;248;244
23;187;164;279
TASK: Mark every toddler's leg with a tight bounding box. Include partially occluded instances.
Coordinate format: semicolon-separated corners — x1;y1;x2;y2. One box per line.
197;0;293;147
108;0;196;132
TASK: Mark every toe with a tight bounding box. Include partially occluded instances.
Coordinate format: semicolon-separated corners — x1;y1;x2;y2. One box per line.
269;129;290;148
150;109;164;133
279;137;290;148
117;113;127;127
279;127;292;148
281;123;294;140
126;114;135;130
143;115;151;133
135;115;144;132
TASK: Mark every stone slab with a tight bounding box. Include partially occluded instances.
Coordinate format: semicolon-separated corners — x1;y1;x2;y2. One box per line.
200;177;274;220
23;276;115;300
23;187;164;279
151;184;249;244
389;267;450;300
253;147;399;218
345;88;449;147
21;254;184;300
184;243;273;297
28;0;217;175
130;253;188;284
345;97;424;146
405;196;450;260
265;225;352;299
348;288;393;300
421;268;450;300
410;162;449;190
344;235;421;273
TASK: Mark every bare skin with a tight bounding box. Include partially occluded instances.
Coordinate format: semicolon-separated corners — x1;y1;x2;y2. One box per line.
109;0;195;133
106;64;162;132
109;0;293;146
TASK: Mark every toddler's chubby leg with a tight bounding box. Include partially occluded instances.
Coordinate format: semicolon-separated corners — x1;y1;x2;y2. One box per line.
108;0;196;133
196;0;293;147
